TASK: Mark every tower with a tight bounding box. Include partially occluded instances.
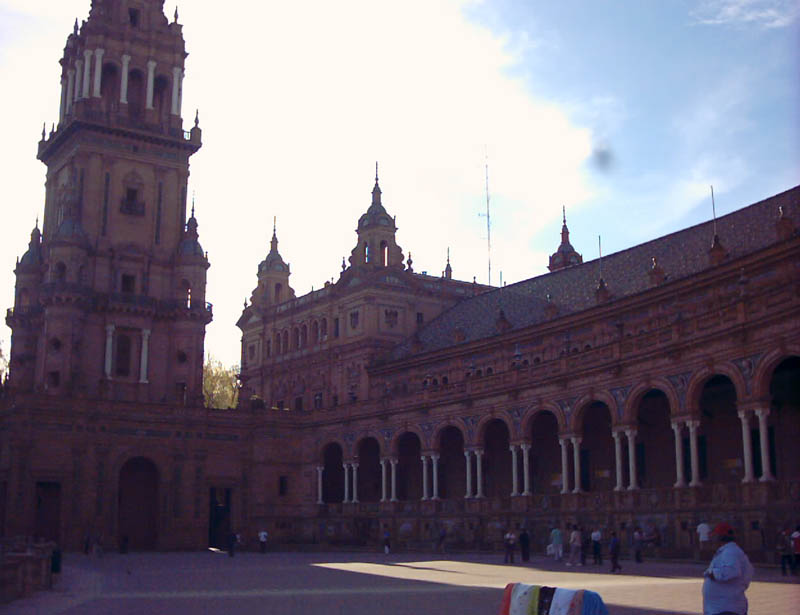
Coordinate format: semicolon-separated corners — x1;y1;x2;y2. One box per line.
348;167;405;269
249;220;295;307
548;206;583;272
6;0;210;404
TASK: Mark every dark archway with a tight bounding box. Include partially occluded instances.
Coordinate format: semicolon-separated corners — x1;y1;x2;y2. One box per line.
769;357;800;479
483;419;511;498
580;402;614;492
322;443;344;503
356;438;381;502
530;411;560;494
636;390;674;488
118;457;159;551
438;426;465;499
396;432;422;501
699;375;740;484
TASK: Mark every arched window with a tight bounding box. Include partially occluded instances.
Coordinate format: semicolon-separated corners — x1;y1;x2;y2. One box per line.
127;69;145;121
54;262;67;283
153;75;171;124
115;334;132;377
274;283;282;303
364;243;370;264
100;63;119;113
380;240;388;266
282;330;289;352
300;324;307;347
293;327;300;349
321;318;328;339
311;321;319;344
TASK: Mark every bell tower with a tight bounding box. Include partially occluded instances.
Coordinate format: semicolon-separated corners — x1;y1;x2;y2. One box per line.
6;0;210;404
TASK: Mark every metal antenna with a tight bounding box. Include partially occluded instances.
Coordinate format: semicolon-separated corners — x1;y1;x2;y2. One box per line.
710;185;717;236
478;148;492;286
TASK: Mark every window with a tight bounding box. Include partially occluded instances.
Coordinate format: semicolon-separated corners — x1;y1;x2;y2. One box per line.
248;344;256;361
54;262;67;283
116;334;132;377
177;350;188;364
266;340;271;357
313;392;323;410
128;7;140;27
279;476;288;496
121;274;135;294
333;318;339;338
294;396;303;411
350;311;359;329
416;312;424;325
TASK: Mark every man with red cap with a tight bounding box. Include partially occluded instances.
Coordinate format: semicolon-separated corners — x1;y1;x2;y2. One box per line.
702;522;754;615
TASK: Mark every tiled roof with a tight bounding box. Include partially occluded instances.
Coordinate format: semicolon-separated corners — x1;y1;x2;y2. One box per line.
389;185;799;360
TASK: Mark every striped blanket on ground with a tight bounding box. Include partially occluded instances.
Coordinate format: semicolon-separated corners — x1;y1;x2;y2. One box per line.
497;583;609;615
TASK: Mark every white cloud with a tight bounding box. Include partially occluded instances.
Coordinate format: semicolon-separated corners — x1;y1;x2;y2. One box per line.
691;0;800;28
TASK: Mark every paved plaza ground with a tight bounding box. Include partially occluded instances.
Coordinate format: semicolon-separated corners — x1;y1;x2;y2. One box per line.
5;550;799;614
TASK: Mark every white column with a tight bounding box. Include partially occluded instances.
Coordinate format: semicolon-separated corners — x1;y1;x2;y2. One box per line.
612;431;623;491
738;410;755;483
342;463;350;503
66;69;75;113
104;324;115;378
756;409;774;481
351;463;359;503
171;66;182;115
380;459;387;502
146;60;157;110
688;420;701;487
559;438;569;494
390;458;398;502
421;455;429;500
520;443;531;496
92;48;105;97
475;449;484;498
82;50;93;99
464;450;473;498
431;454;440;500
509;445;519;496
571;436;582;493
626;428;638;490
316;466;324;504
120;54;131;103
74;60;83;101
59;76;67;123
138;329;150;383
672;421;686;487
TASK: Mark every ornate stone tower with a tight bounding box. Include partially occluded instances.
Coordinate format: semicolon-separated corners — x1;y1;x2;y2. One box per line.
6;0;210;404
348;167;405;269
548;207;583;272
249;220;295;308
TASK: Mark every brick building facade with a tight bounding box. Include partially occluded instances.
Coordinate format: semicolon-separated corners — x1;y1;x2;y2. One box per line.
1;0;798;559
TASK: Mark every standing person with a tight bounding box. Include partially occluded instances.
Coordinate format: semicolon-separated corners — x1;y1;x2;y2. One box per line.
503;529;517;564
258;529;268;554
519;528;531;563
633;527;644;563
776;528;792;576
228;531;236;557
549;526;563;561
437;526;447;553
702;522;753;615
591;527;603;565
567;525;581;566
792;525;800;575
609;532;622;573
580;527;590;566
697;520;712;558
383;528;391;554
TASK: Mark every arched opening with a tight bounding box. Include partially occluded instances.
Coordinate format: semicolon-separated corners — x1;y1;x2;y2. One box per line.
300;324;308;348
768;357;800;479
274;332;281;355
364;243;370;264
153;74;171;124
322;443;344;503
311;321;319;344
698;375;739;484
356;438;381;502
438;426;465;499
274;283;282;303
118;457;159;550
396;432;422;501
127;69;145;121
483;419;511;498
529;411;560;494
292;327;300;349
321;318;328;339
54;262;67;284
282;330;289;353
380;240;388;266
635;390;674;488
115;333;133;377
580;402;614;492
100;63;119;113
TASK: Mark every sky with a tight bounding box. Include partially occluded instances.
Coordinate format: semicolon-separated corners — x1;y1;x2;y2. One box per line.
0;0;798;369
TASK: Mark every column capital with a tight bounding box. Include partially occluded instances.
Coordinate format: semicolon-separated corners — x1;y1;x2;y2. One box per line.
509;444;519;453
142;328;151;338
624;427;637;438
686;419;700;429
737;409;753;420
420;455;428;463
316;465;324;472
83;49;93;59
474;448;484;457
105;324;116;333
389;457;398;465
612;429;623;439
351;462;359;469
430;453;440;461
754;407;770;419
570;435;582;445
519;442;531;451
670;420;684;431
147;59;157;69
121;53;131;63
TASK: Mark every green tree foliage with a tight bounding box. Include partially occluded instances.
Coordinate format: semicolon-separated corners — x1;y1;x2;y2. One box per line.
203;355;239;409
0;340;8;383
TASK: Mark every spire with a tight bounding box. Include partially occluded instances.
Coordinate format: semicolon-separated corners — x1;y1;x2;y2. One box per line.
174;6;179;23
548;205;583;272
270;216;279;254
194;109;199;128
444;247;452;279
372;161;382;206
73;18;79;35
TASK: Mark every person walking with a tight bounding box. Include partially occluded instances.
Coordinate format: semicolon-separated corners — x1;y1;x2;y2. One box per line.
792;525;800;575
258;529;268;554
549;526;563;561
633;527;644;563
437;526;447;553
566;525;582;566
383;529;391;554
776;528;793;576
702;522;753;615
591;527;603;565
503;529;517;564
609;532;622;573
519;528;531;563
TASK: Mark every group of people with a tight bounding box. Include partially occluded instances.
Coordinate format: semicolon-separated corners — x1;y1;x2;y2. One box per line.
546;524;627;573
502;528;531;563
776;524;800;576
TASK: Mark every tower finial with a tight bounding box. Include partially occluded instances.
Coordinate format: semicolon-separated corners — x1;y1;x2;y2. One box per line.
562;205;566;226
191;190;196;218
41;123;46;140
73;18;79;35
447;247;450;264
273;215;277;236
35;216;39;230
174;6;179;22
375;161;379;184
194;109;199;128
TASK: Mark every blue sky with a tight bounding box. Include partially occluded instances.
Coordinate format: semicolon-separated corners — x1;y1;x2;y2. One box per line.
0;0;797;368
